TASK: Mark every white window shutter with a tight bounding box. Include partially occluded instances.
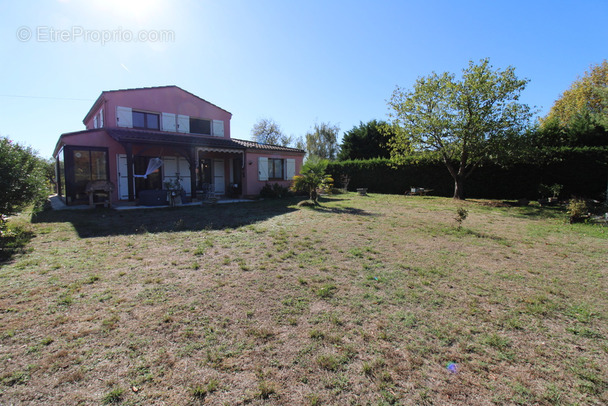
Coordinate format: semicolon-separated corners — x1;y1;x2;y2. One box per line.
213;120;224;137
258;157;268;181
116;106;133;128
162;113;177;132
93;115;98;129
177;114;189;133
285;159;296;180
99;108;104;127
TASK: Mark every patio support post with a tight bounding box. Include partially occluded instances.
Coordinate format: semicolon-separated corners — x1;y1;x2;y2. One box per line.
189;148;197;197
125;143;135;201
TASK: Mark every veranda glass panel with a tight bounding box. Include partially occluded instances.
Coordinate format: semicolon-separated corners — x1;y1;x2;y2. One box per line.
91;150;107;180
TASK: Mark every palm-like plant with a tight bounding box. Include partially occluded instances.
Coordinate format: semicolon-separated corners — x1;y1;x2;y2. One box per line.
291;156;333;204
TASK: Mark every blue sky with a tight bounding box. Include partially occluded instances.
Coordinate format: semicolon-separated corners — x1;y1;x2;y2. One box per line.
1;0;607;158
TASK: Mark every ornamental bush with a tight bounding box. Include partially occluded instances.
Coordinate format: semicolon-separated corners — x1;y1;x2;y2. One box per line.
291;157;333;203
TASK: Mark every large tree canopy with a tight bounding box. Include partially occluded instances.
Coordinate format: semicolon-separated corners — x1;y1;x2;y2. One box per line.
251;118;293;147
538;61;608;148
305;122;339;160
387;58;533;199
337;120;395;161
542;60;608;129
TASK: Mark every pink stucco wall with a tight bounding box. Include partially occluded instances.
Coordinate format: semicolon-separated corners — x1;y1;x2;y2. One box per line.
84;86;232;139
243;151;303;196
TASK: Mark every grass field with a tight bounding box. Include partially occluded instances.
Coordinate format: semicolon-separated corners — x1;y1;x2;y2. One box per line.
0;194;607;405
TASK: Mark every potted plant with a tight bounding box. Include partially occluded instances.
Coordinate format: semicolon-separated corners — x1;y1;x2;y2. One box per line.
538;183;562;206
164;178;184;206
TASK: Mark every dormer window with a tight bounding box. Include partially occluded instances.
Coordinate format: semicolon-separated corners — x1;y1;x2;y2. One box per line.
133;111;160;130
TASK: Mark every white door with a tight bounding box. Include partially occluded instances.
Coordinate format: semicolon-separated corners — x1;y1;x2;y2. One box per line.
178;157;191;196
117;154;133;200
162;156;192;196
213;159;225;194
162;156;178;186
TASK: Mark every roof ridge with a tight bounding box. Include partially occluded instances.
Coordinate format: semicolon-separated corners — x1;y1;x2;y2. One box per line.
84;86;232;124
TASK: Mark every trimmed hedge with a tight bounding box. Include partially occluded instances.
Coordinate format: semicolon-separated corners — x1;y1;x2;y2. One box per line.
327;148;608;199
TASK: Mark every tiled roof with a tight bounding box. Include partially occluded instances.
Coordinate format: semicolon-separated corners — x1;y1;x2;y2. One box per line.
56;128;305;154
106;129;305;153
106;128;246;149
231;138;305;153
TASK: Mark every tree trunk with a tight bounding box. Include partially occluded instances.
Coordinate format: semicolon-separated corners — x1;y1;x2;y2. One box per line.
453;175;465;200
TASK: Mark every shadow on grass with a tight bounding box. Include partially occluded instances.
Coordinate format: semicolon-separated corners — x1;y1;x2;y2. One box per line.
312;205;376;216
302;196;376;216
513;204;566;220
458;227;508;243
31;197;302;238
0;227;35;264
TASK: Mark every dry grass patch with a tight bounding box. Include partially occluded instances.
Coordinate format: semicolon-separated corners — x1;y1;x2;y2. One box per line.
0;195;606;404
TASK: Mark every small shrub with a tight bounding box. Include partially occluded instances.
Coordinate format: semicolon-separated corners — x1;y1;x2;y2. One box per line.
260;183;290;199
454;207;468;228
567;198;589;223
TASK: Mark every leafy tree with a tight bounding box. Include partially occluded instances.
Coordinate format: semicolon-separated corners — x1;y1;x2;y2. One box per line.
387;58;533;199
0;136;48;216
293;135;306;151
542;60;608;128
305;122;339;160
337;120;396;160
538;61;608;148
291;156;333;203
251;118;293;146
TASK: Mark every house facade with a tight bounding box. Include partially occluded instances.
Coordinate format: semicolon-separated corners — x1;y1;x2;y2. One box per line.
53;86;305;205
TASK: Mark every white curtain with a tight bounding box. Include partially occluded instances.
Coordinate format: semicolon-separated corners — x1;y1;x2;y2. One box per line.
134;157;163;179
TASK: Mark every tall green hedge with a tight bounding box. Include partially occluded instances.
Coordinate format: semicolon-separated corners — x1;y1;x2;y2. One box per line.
327;148;608;199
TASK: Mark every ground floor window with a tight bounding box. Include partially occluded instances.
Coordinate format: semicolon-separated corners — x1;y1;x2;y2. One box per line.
268;158;283;180
60;146;109;204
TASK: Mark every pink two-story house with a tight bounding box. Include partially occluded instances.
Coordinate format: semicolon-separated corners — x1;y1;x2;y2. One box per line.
53;86;305;205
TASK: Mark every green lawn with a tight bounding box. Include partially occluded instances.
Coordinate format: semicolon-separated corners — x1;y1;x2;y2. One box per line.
0;194;607;405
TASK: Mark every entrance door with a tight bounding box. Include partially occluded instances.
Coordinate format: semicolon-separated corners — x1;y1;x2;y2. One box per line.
117;154;133;200
213;159;225;194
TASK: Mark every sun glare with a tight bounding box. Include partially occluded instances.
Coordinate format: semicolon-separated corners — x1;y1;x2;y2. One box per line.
87;0;166;25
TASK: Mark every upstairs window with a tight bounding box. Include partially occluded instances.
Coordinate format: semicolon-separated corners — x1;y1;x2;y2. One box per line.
133;111;160;130
190;117;211;135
